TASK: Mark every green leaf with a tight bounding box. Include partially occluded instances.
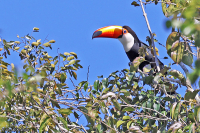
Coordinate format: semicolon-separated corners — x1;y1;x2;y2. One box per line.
170;102;177;119
122;107;134;112
101;106;107;114
97;124;102;133
144;75;154;85
53;56;58;61
39;115;50;133
153;102;160;112
130;57;145;72
195;59;200;69
195;31;200;47
84;82;88;91
123;116;130;120
102;78;108;88
194;106;200;122
166;20;172;28
169;70;185;83
102;88;110;94
166;32;183;63
58;108;73;115
94;80;99;91
147;99;153;109
188;112;195;123
112;98;121;111
163;97;173;102
184;90;200;100
182;43;193;66
120;95;130;104
51;100;61;108
188;123;195;133
174;102;181;120
127;120;133;129
70;52;77;58
0;116;8;130
116;120;125;128
97;75;103;78
60;73;67;83
79;81;87;88
72;71;77;80
120;89;130;96
188;69;199;84
74;111;79;119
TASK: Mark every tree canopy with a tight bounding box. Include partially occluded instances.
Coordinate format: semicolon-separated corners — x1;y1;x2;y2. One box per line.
0;0;200;132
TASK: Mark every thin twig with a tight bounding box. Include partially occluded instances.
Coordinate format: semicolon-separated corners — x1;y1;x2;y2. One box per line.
31;91;66;133
120;97;174;121
139;0;160;71
87;65;90;82
143;1;177;5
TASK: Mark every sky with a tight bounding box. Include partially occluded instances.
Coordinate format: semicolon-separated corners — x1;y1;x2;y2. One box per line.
0;1;188;104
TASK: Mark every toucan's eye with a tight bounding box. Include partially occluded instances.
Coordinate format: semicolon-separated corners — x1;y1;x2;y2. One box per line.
123;30;127;33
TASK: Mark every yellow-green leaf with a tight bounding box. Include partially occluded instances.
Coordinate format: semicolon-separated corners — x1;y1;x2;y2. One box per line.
21;49;27;55
11;63;14;70
68;60;76;65
32;42;40;46
64;52;70;56
123;116;130;120
49;40;56;43
166;32;180;52
14;47;20;50
15;41;20;44
51;64;55;68
170;102;177;119
33;27;39;31
117;120;125;128
43;42;51;47
37;39;41;42
67;56;74;61
0;65;7;69
70;52;77;58
72;71;77;80
39;115;50;133
58;108;72;115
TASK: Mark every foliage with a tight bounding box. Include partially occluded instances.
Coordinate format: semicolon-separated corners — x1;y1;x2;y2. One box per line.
0;0;200;132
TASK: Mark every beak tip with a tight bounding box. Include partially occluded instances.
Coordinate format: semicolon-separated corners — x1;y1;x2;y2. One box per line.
92;31;102;39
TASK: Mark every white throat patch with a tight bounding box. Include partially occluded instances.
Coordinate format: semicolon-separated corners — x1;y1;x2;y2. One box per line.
118;33;134;52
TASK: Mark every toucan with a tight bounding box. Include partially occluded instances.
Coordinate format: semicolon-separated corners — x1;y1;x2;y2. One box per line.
92;25;164;72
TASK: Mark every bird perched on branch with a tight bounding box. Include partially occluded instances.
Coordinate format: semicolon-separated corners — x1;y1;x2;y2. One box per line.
92;25;164;72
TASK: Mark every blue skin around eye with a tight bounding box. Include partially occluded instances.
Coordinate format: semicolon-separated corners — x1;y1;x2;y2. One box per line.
124;30;126;33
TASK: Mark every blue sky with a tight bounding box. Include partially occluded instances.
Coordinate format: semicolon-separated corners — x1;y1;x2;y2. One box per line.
0;1;187;95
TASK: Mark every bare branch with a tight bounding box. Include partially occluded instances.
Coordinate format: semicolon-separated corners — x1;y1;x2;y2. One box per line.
139;0;160;71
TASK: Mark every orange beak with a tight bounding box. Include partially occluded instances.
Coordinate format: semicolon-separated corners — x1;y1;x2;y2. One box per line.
92;26;123;39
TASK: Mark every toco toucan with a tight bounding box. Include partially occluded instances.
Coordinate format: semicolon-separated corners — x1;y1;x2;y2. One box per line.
92;25;164;72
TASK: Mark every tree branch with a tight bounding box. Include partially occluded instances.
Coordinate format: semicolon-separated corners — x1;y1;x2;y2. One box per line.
139;0;160;72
